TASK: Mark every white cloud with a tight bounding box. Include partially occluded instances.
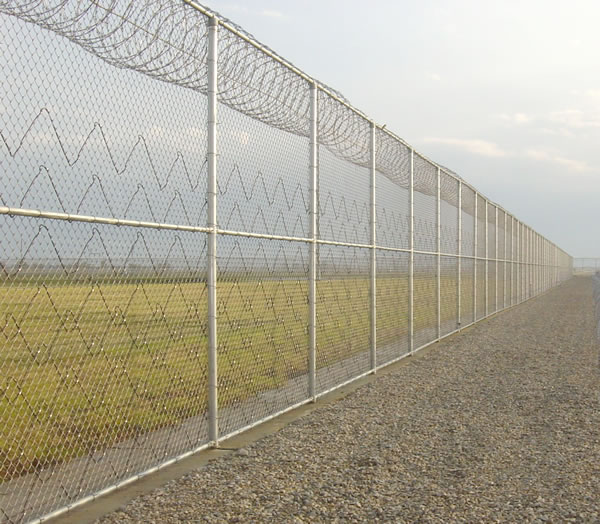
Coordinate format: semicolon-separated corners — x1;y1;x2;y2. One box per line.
428;73;441;82
537;127;574;138
422;137;509;157
261;9;285;19
525;149;591;172
548;109;600;129
496;112;533;126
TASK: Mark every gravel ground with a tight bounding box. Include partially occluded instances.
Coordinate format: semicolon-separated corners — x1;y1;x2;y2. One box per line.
99;276;600;523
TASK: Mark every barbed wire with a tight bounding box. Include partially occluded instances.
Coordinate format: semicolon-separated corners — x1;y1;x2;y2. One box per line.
0;0;457;204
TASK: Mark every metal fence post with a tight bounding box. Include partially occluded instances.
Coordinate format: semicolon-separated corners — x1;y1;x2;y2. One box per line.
370;122;377;370
207;16;219;446
473;193;478;321
457;180;462;328
409;149;414;354
308;82;318;401
436;167;441;339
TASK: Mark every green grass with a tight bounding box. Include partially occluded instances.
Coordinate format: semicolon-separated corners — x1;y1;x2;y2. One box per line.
0;272;469;481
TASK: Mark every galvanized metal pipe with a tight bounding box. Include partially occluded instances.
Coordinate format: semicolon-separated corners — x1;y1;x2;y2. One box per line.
308;82;318;401
207;16;219;446
370;121;377;371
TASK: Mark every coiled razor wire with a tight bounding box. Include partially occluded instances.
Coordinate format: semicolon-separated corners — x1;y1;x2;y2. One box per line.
0;0;465;208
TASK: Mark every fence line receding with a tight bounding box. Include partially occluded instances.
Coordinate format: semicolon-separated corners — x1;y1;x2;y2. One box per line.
0;1;573;522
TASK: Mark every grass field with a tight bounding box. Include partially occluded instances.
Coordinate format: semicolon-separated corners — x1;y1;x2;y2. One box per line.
0;271;475;481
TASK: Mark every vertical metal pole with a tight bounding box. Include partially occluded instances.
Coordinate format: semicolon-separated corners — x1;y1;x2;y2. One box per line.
369;122;377;371
485;201;488;317
207;17;219;446
473;193;478;321
436;167;441;339
457;180;462;328
308;82;318;400
409;149;414;354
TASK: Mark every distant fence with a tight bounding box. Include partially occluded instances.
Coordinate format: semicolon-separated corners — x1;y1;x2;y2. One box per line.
0;1;573;522
573;258;600;275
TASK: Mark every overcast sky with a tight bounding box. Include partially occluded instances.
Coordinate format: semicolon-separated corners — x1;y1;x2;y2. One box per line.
204;0;599;257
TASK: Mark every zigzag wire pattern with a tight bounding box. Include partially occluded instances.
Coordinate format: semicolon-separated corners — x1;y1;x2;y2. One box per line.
0;0;466;207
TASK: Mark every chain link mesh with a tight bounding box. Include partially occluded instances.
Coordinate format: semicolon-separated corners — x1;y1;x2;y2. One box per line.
0;1;573;521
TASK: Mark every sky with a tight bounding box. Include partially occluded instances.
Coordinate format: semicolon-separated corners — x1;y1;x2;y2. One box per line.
204;0;599;257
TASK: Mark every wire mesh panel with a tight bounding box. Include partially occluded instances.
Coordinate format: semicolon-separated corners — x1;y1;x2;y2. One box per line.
460;257;475;327
497;209;506;308
413;254;438;348
216;237;309;435
216;104;310;237
316;245;370;393
1;9;211;522
477;195;487;259
476;260;486;320
487;203;497;313
516;223;523;304
413;155;437;253
440;256;459;335
461;187;476;258
440;173;459;255
376;250;410;365
375;131;411;250
488;259;497;314
318;94;370;246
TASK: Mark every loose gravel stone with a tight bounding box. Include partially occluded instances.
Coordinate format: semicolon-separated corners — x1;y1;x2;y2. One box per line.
99;276;600;523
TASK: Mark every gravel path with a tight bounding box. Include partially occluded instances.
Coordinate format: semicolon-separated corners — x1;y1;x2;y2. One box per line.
99;276;600;523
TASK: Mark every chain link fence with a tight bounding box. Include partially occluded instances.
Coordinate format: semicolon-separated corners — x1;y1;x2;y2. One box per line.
0;1;573;522
573;258;600;275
